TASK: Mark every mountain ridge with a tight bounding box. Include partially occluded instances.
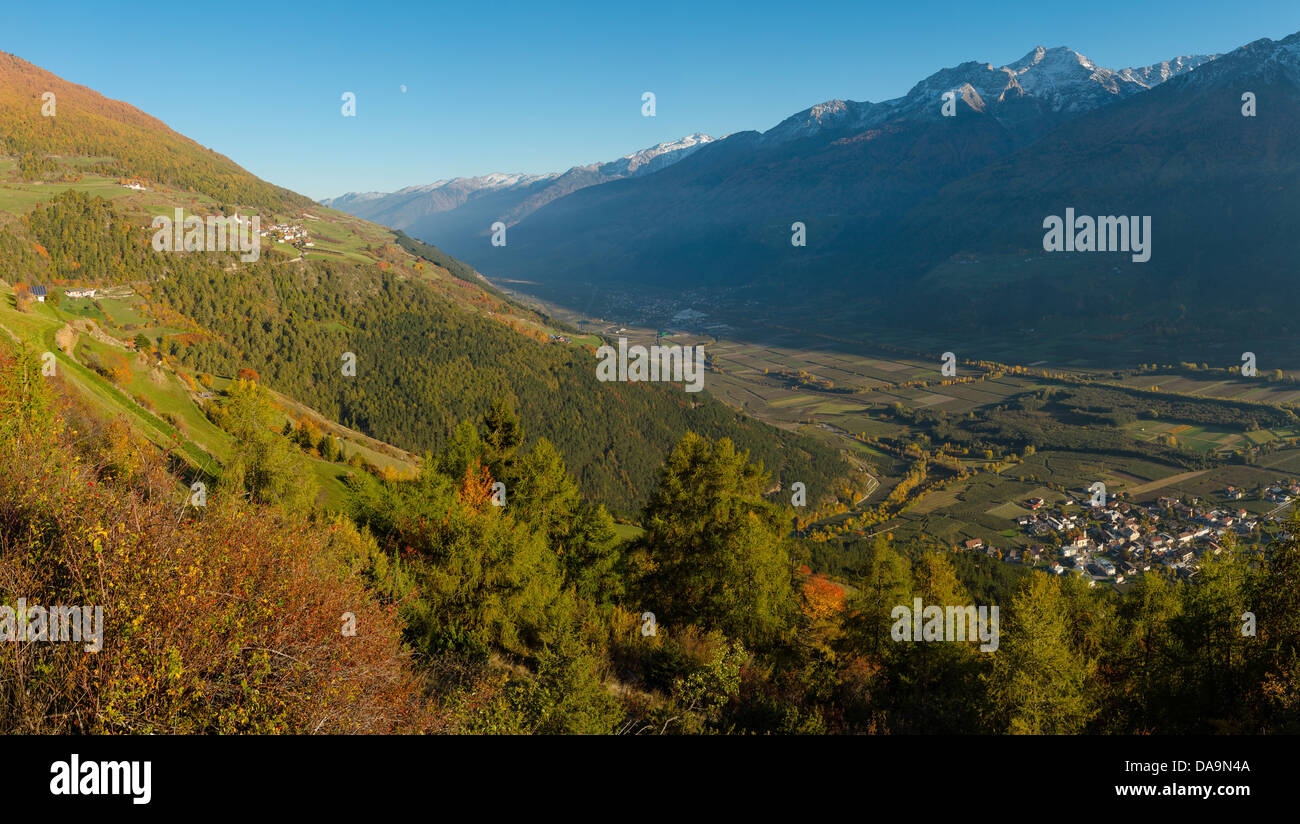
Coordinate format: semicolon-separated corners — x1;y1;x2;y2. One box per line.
0;51;311;212
326;32;1300;364
320;132;715;235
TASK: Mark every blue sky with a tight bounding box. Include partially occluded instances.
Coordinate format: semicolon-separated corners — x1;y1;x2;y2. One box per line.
5;1;1299;199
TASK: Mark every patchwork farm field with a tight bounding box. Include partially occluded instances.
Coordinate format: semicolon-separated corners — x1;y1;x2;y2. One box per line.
1126;420;1300;453
481;292;1300;555
1116;373;1300;405
1259;450;1300;473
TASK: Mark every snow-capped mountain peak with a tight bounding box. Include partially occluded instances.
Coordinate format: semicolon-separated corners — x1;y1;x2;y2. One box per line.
321;134;717;226
1172;31;1300;90
393;171;558;197
585;133;717;178
616;132;715;174
760;45;1217;145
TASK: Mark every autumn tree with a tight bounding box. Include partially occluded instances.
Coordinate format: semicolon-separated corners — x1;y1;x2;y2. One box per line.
1172;543;1253;730
884;552;987;732
841;537;912;658
480;399;524;482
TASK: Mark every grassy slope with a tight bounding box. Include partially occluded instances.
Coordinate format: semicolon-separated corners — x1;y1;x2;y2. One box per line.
0;281;419;510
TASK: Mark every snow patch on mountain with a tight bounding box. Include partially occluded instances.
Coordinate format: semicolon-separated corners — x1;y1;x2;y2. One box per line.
323;134;714;208
393;172;559;197
1175;31;1300;89
762;45;1217;144
605;132;715;176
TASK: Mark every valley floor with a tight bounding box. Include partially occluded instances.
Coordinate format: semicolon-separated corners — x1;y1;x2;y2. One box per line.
496;283;1300;586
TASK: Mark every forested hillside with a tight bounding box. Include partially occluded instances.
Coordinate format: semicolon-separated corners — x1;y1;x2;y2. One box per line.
0;188;847;514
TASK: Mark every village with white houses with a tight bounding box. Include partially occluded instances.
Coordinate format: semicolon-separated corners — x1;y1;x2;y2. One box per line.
181;213;314;250
959;479;1300;590
116;175;315;252
261;220;312;249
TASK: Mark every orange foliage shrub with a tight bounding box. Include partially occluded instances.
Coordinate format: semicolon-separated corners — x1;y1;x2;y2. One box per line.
456;460;496;511
801;575;847;621
0;344;438;734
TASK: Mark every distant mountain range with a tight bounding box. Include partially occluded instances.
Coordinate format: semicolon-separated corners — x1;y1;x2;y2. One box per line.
757;47;1214;145
321;133;714;260
325;33;1300;362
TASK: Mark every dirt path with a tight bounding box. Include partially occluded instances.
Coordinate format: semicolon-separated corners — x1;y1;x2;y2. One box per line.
54;323;78;353
1125;469;1209;496
63;318;129;349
